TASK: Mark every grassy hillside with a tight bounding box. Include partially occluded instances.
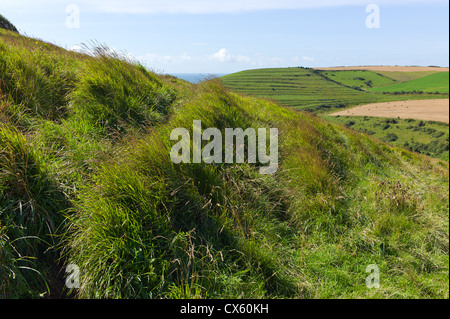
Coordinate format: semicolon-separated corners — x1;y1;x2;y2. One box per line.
221;68;448;113
1;28;449;299
325;116;449;162
369;72;449;94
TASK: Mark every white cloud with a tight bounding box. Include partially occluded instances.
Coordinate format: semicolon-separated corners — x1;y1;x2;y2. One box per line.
143;52;192;64
208;48;251;63
70;44;83;52
251;53;285;66
140;49;287;70
145;53;175;64
180;53;192;61
207;49;289;67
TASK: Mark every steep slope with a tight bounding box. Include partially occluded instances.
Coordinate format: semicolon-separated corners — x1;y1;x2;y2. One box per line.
1;28;449;299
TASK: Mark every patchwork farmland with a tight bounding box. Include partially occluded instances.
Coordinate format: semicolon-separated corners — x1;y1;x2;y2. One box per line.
222;66;449;161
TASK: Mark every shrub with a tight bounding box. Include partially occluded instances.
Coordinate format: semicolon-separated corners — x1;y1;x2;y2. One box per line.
432;131;445;138
385;133;398;142
345;120;356;127
0;14;18;32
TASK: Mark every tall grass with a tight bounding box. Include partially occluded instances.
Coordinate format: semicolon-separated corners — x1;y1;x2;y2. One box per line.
63;80;449;298
0;35;78;121
1;28;448;298
0;124;68;297
69;44;176;134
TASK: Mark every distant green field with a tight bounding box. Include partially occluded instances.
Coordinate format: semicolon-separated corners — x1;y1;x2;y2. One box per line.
369;72;449;93
325;115;450;161
221;67;448;113
222;68;374;111
320;70;397;89
376;70;442;83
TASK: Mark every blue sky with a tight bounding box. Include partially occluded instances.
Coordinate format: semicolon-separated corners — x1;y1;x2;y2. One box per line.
1;0;448;74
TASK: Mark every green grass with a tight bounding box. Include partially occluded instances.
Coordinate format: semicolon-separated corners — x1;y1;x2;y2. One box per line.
1;26;449;299
320;70;397;89
0;123;69;297
369;72;449;93
221;67;448;113
325;116;449;162
222;67;449;163
376;70;444;83
68;44;176;134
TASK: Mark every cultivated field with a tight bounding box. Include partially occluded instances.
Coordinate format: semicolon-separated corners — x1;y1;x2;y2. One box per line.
369;72;449;93
320;69;397;89
330;99;449;123
223;66;449;161
221;67;447;113
316;66;449;72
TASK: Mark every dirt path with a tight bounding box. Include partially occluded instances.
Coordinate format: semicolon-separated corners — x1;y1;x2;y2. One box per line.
315;66;449;72
329;99;449;123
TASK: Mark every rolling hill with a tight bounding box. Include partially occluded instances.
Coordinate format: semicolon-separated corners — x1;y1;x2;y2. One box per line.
222;67;449;161
221;67;448;113
1;27;449;299
369;72;449;94
318;70;397;89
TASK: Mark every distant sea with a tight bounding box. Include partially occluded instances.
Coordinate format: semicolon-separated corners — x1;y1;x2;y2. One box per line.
168;73;228;84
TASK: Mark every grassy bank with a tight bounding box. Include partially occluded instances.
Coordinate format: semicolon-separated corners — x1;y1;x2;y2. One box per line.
1;28;449;299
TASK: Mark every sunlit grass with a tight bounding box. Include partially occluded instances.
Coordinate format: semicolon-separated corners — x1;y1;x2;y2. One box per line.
1;28;448;299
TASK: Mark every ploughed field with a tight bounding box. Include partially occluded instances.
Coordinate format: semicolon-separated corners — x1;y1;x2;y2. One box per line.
330;99;449;123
